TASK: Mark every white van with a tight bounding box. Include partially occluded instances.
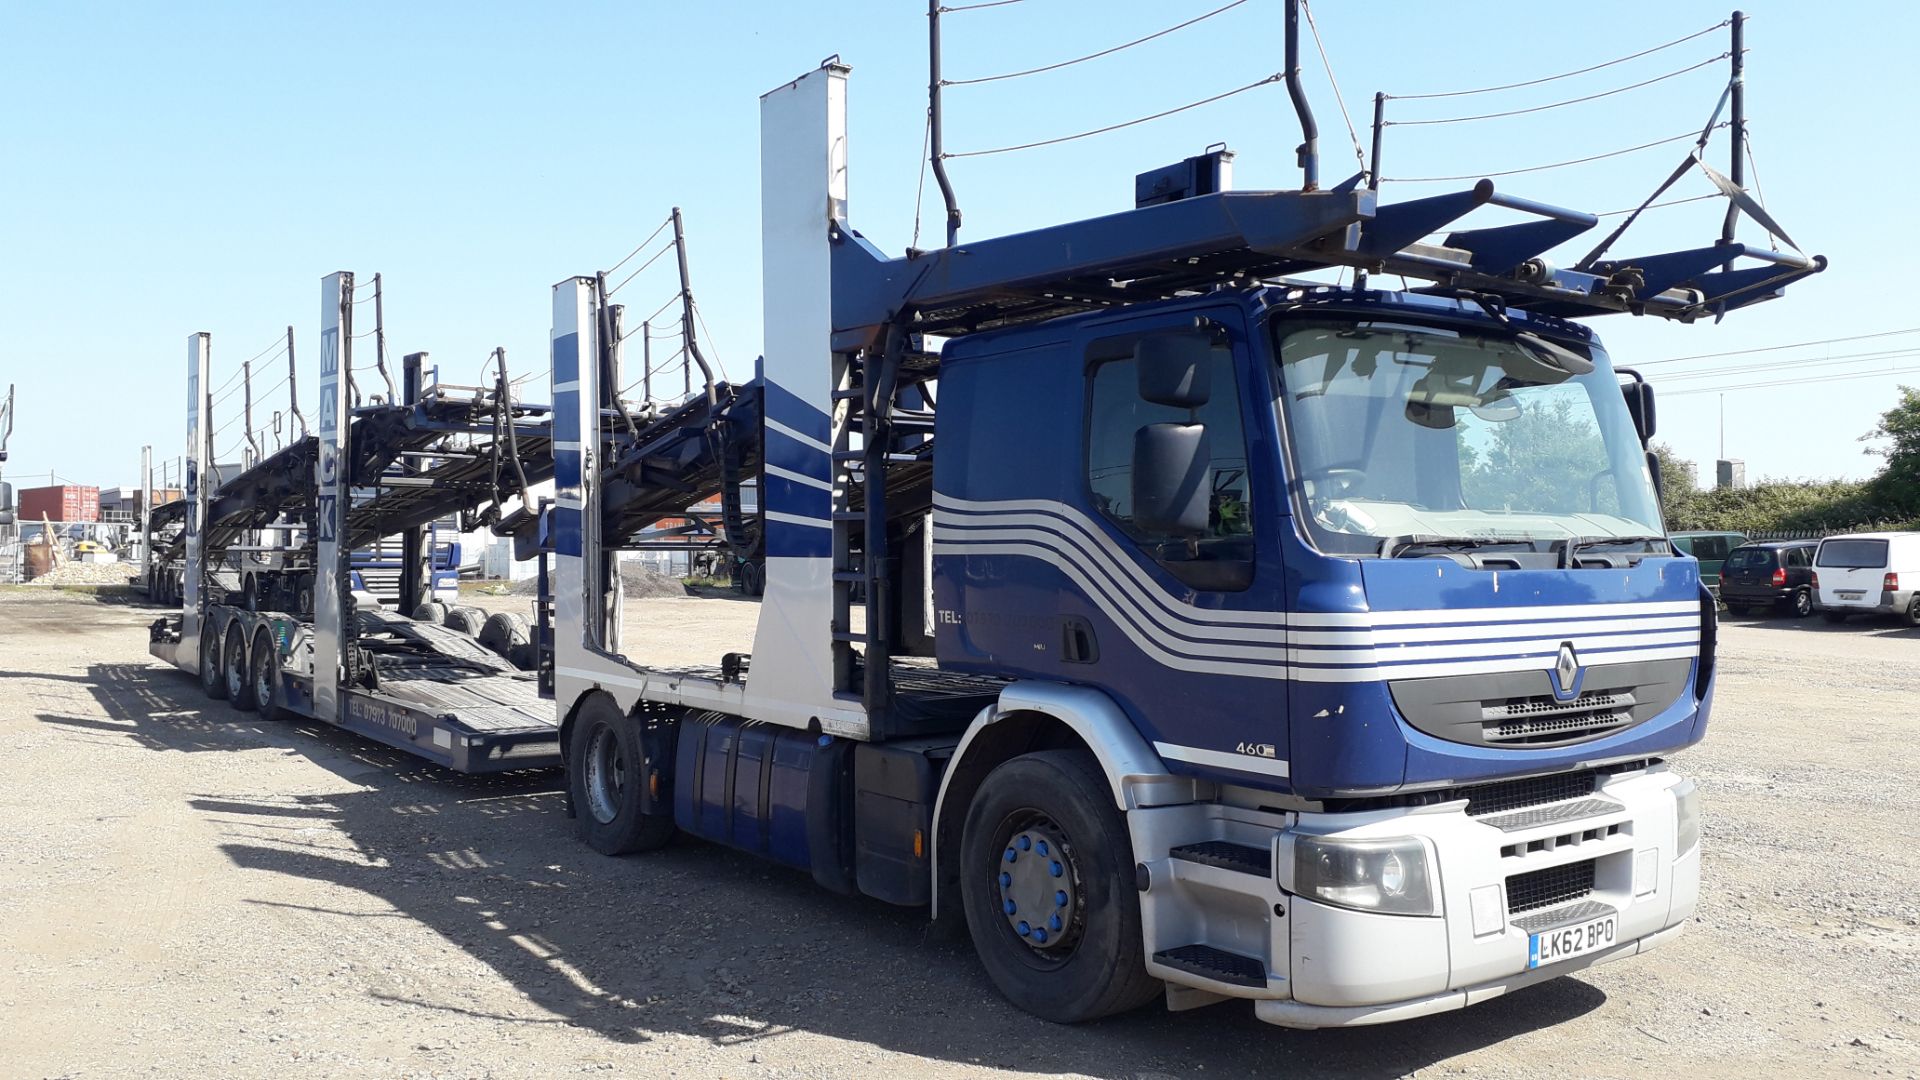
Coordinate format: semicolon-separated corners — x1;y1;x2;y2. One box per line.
1813;531;1920;624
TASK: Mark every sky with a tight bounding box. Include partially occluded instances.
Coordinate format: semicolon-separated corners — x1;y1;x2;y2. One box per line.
2;1;1911;494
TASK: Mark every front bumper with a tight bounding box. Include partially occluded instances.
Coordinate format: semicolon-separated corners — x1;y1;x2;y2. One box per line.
1132;765;1699;1028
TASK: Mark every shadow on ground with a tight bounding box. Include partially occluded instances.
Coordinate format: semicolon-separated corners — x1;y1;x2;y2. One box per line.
34;659;1611;1078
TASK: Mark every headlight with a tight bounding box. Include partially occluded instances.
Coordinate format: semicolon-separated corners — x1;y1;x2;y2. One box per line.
1673;779;1700;856
1290;835;1438;916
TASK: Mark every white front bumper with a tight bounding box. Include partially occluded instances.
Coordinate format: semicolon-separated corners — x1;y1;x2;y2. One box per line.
1134;766;1700;1028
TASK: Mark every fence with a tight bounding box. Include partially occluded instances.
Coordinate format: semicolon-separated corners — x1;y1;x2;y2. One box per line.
1743;523;1917;542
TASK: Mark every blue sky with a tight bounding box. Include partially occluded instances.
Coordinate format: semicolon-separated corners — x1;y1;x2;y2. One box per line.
2;1;1909;492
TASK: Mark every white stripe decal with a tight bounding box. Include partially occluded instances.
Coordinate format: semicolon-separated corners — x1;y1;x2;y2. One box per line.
766;417;832;456
937;498;1288;627
766;509;832;530
934;495;1702;684
765;462;833;492
1155;741;1291;778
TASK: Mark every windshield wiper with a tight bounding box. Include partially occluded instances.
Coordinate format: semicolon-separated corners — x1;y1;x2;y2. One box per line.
1559;535;1671;567
1379;534;1535;559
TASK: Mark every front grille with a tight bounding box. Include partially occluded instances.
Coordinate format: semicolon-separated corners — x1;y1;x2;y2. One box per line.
1483;691;1635;744
1489;691;1632;719
1506;859;1596;914
1461;770;1598;817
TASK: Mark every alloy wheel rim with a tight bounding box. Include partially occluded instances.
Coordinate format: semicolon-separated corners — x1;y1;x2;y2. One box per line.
584;725;626;825
992;813;1086;959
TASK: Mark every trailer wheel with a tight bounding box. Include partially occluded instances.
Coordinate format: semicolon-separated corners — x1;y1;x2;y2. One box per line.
240;575;259;612
959;750;1161;1023
568;695;675;855
250;627;283;720
444;605;487;636
223;627;255;711
479;612;532;667
412;600;449;624
199;627;228;700
296;578;314;617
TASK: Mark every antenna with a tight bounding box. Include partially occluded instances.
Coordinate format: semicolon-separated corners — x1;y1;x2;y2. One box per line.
1283;0;1321;191
927;0;962;246
672;207;718;406
243;360;259;465
1719;10;1746;270
286;326;309;438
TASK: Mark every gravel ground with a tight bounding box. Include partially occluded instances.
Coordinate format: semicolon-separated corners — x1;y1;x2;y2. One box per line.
0;588;1914;1079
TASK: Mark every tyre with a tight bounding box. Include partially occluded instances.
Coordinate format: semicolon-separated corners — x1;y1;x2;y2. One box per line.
200;627;228;700
250;627;283;720
1791;588;1813;618
225;627;254;711
744;561;764;597
412;599;449;624
1906;597;1920;628
241;575;258;612
567;695;675;856
443;605;487;636
959;750;1162;1024
478;611;532;666
296;578;314;617
1823;611;1849;624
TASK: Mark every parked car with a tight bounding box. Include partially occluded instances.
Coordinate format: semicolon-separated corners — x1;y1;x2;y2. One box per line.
1670;530;1750;597
1719;540;1817;617
1812;531;1920;625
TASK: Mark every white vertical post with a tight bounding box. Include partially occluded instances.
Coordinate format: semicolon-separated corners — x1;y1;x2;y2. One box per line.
550;277;598;696
314;271;353;721
139;445;152;588
180;334;212;667
749;62;859;727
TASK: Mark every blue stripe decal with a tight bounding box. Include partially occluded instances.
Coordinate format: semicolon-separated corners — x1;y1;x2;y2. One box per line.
764;474;831;520
552;330;582;556
763;379;831;444
765;427;830;477
767;522;832;559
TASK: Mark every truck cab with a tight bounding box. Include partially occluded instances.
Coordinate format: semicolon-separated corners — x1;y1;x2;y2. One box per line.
931;285;1708;1023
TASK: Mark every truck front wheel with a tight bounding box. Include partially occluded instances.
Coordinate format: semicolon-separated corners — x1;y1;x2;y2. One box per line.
959;750;1161;1023
567;695;675;856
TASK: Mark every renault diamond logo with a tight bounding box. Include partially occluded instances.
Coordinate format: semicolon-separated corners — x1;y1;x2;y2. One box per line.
1551;642;1581;699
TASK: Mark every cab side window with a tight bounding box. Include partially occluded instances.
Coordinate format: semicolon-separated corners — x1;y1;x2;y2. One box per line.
1086;335;1254;591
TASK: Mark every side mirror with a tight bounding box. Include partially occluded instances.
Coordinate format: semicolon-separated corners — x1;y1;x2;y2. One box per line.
1622;378;1656;443
1132;423;1211;536
0;511;12;527
1135;332;1213;408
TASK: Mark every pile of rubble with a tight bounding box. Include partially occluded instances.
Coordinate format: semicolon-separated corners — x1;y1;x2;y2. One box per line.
27;562;140;587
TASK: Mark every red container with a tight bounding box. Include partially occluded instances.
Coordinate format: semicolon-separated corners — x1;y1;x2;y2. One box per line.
17;484;100;523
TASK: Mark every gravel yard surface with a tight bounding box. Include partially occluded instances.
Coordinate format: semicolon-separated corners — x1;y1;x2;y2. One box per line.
0;589;1914;1079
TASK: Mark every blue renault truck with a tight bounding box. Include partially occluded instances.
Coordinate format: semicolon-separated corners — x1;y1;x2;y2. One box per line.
509;3;1826;1028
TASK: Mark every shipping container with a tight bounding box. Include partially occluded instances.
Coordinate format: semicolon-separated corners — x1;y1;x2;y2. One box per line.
17;484;100;523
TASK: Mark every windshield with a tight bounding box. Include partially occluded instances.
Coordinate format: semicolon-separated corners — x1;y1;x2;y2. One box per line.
1816;538;1888;569
1725;546;1775;570
1275;321;1663;555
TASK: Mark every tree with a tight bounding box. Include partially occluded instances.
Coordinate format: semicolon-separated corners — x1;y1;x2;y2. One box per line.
1649;442;1698;525
1864;386;1920;516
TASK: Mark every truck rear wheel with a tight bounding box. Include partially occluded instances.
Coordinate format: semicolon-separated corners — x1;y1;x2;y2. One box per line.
250;627;284;720
225;627;254;711
959;750;1161;1023
444;605;486;636
479;612;532;668
199;628;228;699
568;695;675;856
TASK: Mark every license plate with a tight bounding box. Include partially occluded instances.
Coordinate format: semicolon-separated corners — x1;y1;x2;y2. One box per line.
1528;913;1617;969
1837;590;1865;600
